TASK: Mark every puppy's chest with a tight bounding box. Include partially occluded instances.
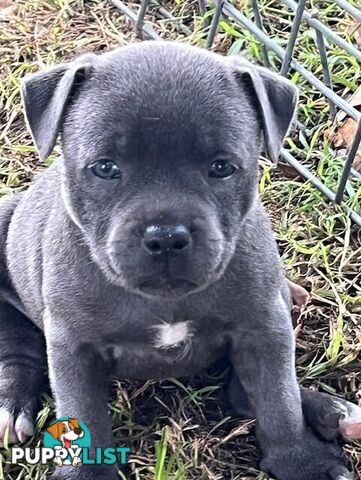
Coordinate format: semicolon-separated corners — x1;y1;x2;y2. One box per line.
103;313;229;380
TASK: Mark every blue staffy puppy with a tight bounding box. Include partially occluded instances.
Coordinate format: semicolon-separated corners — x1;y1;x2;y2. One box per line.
0;42;360;480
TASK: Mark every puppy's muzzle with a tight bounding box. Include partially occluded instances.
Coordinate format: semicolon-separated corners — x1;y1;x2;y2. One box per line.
142;224;191;256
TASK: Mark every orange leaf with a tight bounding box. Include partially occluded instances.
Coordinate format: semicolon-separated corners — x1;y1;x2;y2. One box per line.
328;118;358;149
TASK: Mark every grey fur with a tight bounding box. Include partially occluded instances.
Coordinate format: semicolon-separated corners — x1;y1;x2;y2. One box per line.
0;42;358;479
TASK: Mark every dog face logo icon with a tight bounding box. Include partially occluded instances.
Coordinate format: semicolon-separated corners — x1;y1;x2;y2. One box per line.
44;418;91;466
47;418;84;449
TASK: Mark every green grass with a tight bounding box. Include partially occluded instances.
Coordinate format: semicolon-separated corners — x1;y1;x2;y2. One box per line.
0;0;360;479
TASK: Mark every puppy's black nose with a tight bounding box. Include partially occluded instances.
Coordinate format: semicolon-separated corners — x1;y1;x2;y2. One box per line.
142;225;191;256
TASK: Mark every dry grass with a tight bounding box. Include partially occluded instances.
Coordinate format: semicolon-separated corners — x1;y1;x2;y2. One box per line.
0;1;360;479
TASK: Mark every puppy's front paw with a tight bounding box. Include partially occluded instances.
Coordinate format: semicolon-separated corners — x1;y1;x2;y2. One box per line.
0;408;34;447
260;431;352;480
72;456;82;466
53;456;63;467
302;389;361;442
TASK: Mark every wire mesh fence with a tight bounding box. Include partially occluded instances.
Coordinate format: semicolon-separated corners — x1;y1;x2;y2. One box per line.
110;0;361;227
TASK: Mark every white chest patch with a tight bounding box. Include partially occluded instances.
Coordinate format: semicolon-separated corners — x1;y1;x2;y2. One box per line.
153;321;193;350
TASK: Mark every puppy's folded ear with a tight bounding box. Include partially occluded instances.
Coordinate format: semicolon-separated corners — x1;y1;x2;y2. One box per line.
228;57;298;163
21;54;96;161
69;418;80;429
47;421;61;439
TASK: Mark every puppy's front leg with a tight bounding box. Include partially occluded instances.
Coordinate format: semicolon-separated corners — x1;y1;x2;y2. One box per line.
230;298;351;480
46;317;116;480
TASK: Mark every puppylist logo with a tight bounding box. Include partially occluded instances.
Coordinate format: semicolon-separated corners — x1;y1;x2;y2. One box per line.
11;417;130;466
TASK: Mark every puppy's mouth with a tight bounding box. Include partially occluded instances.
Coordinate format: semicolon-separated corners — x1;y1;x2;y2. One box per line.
136;275;200;297
63;438;72;448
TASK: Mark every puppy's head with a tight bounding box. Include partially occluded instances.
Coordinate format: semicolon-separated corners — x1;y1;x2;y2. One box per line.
21;42;297;300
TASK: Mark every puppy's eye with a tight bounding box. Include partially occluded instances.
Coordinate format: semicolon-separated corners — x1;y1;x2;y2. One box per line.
208;160;236;179
90;160;121;180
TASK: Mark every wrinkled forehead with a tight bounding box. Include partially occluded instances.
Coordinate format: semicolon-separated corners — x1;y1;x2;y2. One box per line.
64;52;259;161
67;105;255;165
